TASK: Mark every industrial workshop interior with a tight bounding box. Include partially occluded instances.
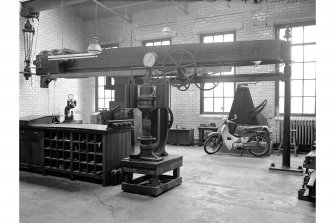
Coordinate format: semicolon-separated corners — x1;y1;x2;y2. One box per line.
13;0;330;222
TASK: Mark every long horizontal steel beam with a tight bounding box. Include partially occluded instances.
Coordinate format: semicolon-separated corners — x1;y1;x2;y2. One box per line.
35;40;291;76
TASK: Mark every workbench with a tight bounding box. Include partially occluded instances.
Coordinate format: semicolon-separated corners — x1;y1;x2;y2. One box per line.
20;123;132;186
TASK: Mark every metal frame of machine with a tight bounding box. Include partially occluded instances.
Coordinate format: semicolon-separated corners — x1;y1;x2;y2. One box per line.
33;32;297;174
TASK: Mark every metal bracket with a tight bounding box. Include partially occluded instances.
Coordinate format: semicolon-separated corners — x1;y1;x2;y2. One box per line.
171;0;188;15
94;0;132;23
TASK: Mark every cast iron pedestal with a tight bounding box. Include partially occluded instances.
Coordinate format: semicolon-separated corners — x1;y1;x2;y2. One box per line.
120;154;183;197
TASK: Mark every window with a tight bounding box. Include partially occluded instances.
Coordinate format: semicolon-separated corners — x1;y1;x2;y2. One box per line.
143;38;171;46
276;23;316;115
95;43;118;111
200;32;236;114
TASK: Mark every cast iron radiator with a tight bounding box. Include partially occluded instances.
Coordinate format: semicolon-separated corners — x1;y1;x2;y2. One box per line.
276;118;316;148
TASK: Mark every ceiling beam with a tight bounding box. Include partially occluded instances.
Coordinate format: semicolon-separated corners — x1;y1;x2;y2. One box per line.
171;0;188;15
93;0;132;23
20;0;91;12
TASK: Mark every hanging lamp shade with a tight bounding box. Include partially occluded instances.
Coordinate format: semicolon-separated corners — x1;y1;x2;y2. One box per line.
87;36;102;55
162;26;172;35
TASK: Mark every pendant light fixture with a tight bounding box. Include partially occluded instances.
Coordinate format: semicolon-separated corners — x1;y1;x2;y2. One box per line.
88;0;102;54
162;0;171;35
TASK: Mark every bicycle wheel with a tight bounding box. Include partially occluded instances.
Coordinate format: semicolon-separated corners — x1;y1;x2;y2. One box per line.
247;135;270;157
204;135;222;155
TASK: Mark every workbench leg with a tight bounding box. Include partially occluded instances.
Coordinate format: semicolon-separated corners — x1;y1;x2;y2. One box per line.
173;168;180;178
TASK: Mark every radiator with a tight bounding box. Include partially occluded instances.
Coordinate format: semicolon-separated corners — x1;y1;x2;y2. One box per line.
277;118;316;147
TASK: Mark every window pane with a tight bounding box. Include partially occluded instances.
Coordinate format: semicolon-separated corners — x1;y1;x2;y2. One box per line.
105;89;111;98
279;81;285;97
98;76;105;85
279;97;284;113
303;80;315;96
292;45;303;62
105;99;110;109
291;80;303;96
98;86;104;98
203;36;213;43
154;42;161;46
162;41;170;45
304;62;316;79
224;98;233;112
279;63;284;73
111;77;115;85
204;85;214;97
214;98;223;112
145;42;153;46
304;45;316;62
111;90;115;100
279;28;286;41
98;99;104;109
213;35;223;43
292;63;303;79
224;83;234;97
304;25;316;43
291;97;302;113
213;83;223;97
303;97;315;114
292;27;303;44
204;98;213;112
224;34;234;42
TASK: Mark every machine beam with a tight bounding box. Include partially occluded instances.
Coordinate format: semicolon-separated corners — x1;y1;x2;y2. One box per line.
35;40;291;76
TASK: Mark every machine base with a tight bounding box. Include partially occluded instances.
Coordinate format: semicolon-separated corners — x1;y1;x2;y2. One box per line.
121;154;183;197
269;163;303;173
122;175;182;197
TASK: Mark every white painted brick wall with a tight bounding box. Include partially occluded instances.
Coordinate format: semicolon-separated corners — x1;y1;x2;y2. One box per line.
20;0;315;140
19;7;95;123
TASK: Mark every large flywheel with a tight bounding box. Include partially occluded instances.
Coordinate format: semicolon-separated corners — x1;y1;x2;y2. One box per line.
163;49;196;88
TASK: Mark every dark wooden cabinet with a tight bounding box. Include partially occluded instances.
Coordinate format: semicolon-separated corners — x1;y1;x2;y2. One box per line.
167;128;194;146
40;124;132;186
19;128;44;171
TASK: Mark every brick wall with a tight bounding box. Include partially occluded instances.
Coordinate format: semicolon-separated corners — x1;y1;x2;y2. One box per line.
20;0;315;139
83;0;315;141
19;7;95;123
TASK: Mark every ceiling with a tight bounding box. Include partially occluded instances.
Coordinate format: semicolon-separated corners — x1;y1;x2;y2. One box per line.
21;0;197;22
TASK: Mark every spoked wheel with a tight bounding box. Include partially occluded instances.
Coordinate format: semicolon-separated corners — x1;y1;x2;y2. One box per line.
204;135;222;155
247;135;270;157
163;49;196;88
194;72;219;91
177;83;190;91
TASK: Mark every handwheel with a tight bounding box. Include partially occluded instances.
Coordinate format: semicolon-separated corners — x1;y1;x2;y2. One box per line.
163;49;196;87
194;72;219;91
247;135;270;157
177;83;190;91
204;135;222;155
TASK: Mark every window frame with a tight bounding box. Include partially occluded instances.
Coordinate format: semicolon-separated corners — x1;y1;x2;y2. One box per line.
199;31;236;115
95;43;119;111
143;38;171;46
275;21;316;116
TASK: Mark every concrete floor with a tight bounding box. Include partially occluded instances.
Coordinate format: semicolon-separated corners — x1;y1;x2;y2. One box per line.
20;145;315;223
